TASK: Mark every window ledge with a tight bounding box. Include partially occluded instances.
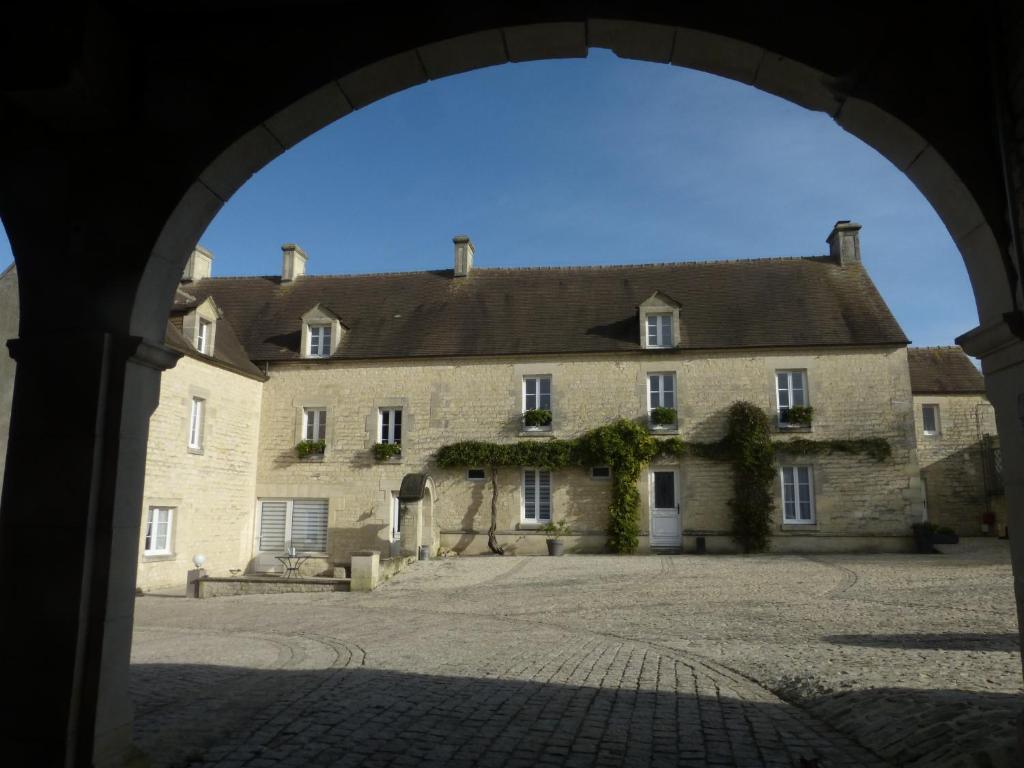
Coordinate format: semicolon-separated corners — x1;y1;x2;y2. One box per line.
776;425;813;434
780;524;819;531
142;553;177;562
648;425;679;435
299;454;325;463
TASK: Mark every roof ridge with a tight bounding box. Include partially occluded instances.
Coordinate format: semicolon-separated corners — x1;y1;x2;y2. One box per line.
909;345;966;351
199;254;834;282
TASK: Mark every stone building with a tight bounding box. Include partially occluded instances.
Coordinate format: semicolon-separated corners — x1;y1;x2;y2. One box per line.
908;346;1005;536
0;221;978;589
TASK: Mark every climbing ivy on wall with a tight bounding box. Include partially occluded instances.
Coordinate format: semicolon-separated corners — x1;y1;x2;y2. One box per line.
435;401;891;555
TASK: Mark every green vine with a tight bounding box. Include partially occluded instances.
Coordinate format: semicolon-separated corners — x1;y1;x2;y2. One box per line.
295;439;326;458
435;401;891;554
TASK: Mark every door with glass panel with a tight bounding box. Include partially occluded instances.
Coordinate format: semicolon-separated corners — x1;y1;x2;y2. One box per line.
649;469;681;547
254;498;329;571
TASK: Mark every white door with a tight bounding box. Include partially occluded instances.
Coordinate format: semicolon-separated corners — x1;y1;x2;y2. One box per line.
650;469;681;547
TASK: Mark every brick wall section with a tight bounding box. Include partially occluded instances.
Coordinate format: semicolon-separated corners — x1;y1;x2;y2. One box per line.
256;345;921;561
0;267;17;491
913;393;998;535
138;356;263;589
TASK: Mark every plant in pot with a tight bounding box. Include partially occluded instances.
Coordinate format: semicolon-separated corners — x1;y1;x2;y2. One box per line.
542;520;571;556
373;442;402;461
649;406;677;428
295;439;326;459
911;521;959;553
781;405;814;428
523;408;553;430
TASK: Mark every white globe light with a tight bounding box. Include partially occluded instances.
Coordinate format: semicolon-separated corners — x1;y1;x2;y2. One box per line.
192;554;206;568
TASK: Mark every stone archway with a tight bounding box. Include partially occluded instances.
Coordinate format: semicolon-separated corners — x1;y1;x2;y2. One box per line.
2;6;1023;766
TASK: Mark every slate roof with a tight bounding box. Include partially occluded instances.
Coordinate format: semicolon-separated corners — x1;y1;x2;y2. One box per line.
182;256;908;362
907;347;985;394
165;287;265;379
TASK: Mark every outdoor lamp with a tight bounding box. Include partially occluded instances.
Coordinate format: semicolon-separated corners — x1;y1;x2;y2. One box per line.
192;554;207;569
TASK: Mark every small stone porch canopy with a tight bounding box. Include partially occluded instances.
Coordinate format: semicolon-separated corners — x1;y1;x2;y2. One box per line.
398;473;439;558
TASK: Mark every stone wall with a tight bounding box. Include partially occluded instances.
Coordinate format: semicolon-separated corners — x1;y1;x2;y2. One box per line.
255;345;921;561
0;265;17;492
913;393;999;535
137;355;263;589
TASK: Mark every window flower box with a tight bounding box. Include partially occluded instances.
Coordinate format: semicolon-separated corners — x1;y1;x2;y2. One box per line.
649;406;677;428
295;439;326;459
373;442;402;461
780;405;814;428
522;408;553;430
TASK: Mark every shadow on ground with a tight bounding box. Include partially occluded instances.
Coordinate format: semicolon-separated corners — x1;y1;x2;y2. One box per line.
822;632;1021;652
131;662;1022;768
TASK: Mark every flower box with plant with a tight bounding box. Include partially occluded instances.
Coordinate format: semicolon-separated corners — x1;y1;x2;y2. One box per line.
542;519;571;556
781;405;814;428
911;521;959;553
649;406;677;428
523;408;553;429
373;442;402;461
295;439;326;459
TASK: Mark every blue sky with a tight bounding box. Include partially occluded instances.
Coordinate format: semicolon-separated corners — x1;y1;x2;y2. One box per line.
0;49;978;347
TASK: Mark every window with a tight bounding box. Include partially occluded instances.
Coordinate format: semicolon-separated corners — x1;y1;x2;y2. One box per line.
646;313;672;347
776;371;808;425
196;318;212;354
522;469;552;522
309;324;332;358
379;408;402;444
303;408;327;442
467;468;486;481
144;507;174;555
523;376;552;414
781;466;815;524
922;404;940;435
188;397;204;450
647;373;676;412
591;466;611;479
257;499;329;554
391;493;401;542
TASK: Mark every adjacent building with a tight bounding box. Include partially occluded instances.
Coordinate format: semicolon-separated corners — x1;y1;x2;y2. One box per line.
0;222;999;590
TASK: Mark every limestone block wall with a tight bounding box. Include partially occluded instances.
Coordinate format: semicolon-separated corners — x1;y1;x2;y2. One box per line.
0;266;18;492
137;356;263;589
913;393;998;535
255;345;920;560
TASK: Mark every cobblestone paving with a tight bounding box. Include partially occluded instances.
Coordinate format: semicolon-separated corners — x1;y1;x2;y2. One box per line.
131;541;1022;767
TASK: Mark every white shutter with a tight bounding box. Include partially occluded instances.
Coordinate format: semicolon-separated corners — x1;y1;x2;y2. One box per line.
291;499;328;552
259;501;287;552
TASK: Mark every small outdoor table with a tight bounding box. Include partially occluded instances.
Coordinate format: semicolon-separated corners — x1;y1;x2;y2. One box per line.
275;553;309;579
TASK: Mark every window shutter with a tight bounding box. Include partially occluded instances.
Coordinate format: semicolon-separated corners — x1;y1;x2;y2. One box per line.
291;499;329;552
259;501;287;552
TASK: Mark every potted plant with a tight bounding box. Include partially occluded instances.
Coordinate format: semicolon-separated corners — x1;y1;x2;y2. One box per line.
542;520;571;555
295;439;326;459
649;406;677;428
782;405;814;427
373;442;402;461
911;521;959;553
523;408;553;429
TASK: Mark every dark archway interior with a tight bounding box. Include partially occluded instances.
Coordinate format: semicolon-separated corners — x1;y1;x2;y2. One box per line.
2;4;1023;765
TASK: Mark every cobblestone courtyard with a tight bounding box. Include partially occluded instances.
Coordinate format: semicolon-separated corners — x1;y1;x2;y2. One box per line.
132;541;1022;767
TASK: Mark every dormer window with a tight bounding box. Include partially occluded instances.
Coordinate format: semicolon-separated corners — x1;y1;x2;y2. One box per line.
309;325;332;358
196;319;212;355
638;291;681;350
646;314;672;347
301;304;346;359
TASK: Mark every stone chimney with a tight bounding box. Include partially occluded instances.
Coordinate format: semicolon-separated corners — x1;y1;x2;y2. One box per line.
181;245;213;282
827;221;862;266
281;243;307;282
453;235;475;277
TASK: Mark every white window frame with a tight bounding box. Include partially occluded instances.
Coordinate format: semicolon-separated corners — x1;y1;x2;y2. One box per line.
521;468;552;523
144;507;174;556
922;404;940;436
522;375;552;417
308;324;332;358
646;313;673;348
776;370;808;426
303;408;327;442
780;466;815;524
188;397;205;450
256;498;330;555
379;408;402;444
647;373;676;413
196;318;211;355
390;493;402;542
